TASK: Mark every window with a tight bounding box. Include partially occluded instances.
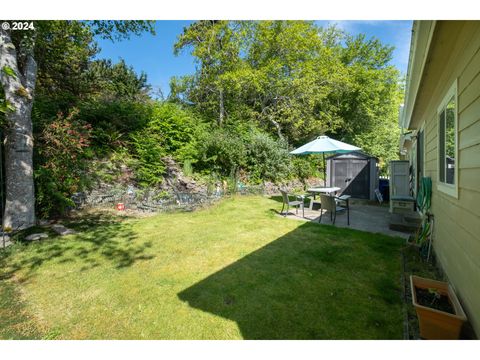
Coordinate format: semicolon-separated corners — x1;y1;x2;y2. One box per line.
437;80;458;197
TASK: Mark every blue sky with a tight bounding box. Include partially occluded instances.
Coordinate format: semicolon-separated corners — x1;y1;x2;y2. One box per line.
316;20;413;72
95;20;412;97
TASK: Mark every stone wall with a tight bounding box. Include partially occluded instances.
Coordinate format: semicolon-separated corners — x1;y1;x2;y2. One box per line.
72;156;323;214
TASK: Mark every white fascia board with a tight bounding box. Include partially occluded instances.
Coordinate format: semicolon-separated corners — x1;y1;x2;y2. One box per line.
402;21;437;131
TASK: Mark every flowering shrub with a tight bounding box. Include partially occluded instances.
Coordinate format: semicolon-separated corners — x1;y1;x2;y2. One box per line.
35;108;92;217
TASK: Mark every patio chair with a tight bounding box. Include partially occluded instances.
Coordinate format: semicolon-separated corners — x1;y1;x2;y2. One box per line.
280;190;305;218
319;194;350;225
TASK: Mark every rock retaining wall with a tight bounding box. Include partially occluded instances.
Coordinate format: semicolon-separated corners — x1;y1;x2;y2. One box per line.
71;156;323;214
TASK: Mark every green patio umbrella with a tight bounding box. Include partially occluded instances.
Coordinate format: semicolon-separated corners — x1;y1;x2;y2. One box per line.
290;136;361;185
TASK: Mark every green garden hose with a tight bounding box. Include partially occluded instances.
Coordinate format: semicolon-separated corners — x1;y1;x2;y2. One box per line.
415;177;433;254
416;177;432;214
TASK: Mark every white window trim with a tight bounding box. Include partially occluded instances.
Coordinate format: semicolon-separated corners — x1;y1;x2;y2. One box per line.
436;79;458;199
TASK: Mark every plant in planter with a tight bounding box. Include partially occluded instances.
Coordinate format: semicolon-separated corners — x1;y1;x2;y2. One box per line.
410;275;467;339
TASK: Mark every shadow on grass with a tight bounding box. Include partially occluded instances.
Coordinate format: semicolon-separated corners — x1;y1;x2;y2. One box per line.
269;195;315;214
0;213;155;282
0;279;44;339
269;195;284;204
178;221;404;339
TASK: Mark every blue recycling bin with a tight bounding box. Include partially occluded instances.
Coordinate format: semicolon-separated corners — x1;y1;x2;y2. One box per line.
379;178;390;202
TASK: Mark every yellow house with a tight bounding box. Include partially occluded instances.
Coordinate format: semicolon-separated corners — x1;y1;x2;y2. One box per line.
399;20;480;336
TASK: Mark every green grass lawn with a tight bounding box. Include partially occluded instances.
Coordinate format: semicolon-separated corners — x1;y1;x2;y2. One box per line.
0;196;405;339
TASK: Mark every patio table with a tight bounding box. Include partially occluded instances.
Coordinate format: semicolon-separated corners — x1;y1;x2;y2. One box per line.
307;187;341;210
307;187;341;197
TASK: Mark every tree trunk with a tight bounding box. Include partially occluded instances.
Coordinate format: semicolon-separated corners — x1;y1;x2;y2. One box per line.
261;99;284;140
218;87;224;127
269;116;283;140
0;28;37;230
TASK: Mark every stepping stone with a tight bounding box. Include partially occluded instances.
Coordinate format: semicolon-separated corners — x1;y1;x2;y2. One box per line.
52;224;76;236
25;233;49;241
38;219;53;226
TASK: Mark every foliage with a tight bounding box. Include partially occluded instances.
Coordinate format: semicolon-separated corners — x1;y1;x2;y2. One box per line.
130;102;199;186
78;100;152;151
32;53;153;146
172;21;343;140
148;102;198;155
445;101;456;159
173;21;402;172
88;20;156;41
173;21;246;126
85;59;151;101
21;21;156;216
195;127;247;176
32;21;98;104
332;34;403;172
290;156;320;182
0;20;156;221
130;128;166;187
35;109;92;217
245;132;292;183
1;20;408;219
182;159;194;177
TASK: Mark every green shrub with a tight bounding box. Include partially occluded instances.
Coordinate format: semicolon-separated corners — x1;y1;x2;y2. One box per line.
149;102;197;154
290;156;320;182
130;102;199;186
80;99;152;151
182;159;193;177
195;128;246;176
130;129;167;187
82;99;151;131
245;132;292;183
91;121;126;153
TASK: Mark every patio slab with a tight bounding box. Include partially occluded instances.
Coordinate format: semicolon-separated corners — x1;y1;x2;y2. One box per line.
280;201;410;239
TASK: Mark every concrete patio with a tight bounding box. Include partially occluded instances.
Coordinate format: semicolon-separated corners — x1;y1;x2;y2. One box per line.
280;200;410;239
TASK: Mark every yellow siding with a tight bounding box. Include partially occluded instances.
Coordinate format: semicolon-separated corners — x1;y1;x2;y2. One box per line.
459;143;480;169
409;21;480;336
459;93;480;131
459;73;480;113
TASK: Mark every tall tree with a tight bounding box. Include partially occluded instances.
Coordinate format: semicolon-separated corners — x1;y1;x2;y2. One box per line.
0;20;154;229
333;33;402;169
85;58;151;101
172;20;402;171
172;21;346;141
243;21;344;141
173;20;245;126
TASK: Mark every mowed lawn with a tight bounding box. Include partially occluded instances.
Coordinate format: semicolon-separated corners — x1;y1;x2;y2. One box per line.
0;196;405;339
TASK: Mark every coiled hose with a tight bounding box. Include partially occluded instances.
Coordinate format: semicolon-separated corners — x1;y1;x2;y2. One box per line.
416;177;432;214
415;177;433;260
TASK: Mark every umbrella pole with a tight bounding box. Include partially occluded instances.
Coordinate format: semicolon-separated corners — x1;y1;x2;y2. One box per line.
323;153;326;187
